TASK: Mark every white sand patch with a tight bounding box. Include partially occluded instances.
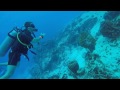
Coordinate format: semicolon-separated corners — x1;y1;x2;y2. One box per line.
64;46;87;68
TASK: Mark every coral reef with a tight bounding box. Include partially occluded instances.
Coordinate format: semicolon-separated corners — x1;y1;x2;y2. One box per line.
79;31;96;52
100;20;120;39
77;17;98;33
84;51;100;61
84;57;113;79
68;60;79;74
29;11;120;79
66;33;80;46
100;11;120;40
104;11;120;21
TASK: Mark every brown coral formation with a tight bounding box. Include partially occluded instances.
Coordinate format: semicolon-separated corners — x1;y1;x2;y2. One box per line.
100;11;120;40
104;11;120;21
100;20;120;39
68;60;79;74
79;31;96;52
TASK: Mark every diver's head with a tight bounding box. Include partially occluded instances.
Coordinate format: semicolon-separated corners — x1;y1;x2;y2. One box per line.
24;21;38;33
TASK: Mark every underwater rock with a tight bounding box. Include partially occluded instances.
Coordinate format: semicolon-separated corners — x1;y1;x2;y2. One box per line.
85;51;100;61
66;33;80;46
68;17;83;29
93;53;100;60
100;20;120;39
104;11;120;21
78;17;98;33
62;74;68;79
85;51;93;60
44;48;64;71
79;31;96;52
77;68;85;76
68;60;79;74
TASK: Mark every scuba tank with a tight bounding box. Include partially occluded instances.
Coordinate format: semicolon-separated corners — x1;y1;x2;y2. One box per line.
0;27;20;57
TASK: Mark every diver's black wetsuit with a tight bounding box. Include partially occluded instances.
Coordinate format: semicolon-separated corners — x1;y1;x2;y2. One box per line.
8;30;33;66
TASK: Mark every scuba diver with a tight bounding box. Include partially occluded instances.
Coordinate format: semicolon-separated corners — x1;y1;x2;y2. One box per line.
0;21;45;79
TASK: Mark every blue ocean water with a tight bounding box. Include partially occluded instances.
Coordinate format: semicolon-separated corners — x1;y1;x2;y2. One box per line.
0;11;84;41
0;11;85;79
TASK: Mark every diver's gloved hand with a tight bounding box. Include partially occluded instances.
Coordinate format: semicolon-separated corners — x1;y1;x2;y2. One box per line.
39;33;45;39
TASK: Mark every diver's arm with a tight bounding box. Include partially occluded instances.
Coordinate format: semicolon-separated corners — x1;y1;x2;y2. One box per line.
31;33;45;43
31;36;42;43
